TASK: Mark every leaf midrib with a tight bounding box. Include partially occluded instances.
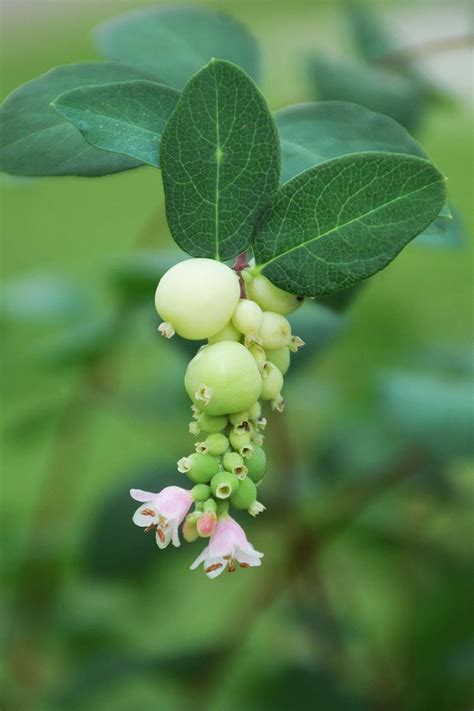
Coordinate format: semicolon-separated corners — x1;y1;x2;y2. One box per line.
256;172;444;269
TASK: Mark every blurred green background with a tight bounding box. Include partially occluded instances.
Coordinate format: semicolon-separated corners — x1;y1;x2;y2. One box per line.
1;1;473;710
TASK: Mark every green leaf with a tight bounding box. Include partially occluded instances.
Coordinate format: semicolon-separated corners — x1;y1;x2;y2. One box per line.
107;248;185;304
160;60;280;260
95;6;261;89
252;152;446;297
306;54;425;133
0;63;149;177
275;101;426;184
344;1;395;62
52;80;180;167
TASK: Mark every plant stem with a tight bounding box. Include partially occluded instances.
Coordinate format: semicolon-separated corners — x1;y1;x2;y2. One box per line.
375;33;474;68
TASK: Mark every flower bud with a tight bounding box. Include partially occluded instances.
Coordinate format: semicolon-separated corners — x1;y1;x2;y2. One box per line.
242;271;303;315
245;445;267;483
196;511;217;538
211;471;240;499
155;258;240;340
185;342;262;416
197;413;228;434
208;321;241;344
258;312;292;350
261;361;284;401
232;299;263;341
177;453;220;484
223;451;248;479
266;346;290;375
230;476;257;510
182;512;201;542
196;433;229;456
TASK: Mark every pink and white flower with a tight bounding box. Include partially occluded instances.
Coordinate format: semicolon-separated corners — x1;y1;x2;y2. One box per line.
191;516;263;578
130;486;193;549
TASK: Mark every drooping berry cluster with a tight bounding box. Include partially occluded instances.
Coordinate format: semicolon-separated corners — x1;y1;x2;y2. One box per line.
131;257;303;578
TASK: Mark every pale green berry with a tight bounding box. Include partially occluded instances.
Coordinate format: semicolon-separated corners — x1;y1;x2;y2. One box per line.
197;413;228;434
243;271;303;315
258;312;292;350
261;361;284;401
266;346;290;375
229;411;249;427
185;342;262;416
210;471;240;499
183;513;200;542
251;431;265;447
232;299;263;340
229;428;251;451
223;451;248;478
177;452;220;484
248;401;262;420
245;445;267;483
155;258;240;340
208;321;241;344
240;443;254;458
230;476;257;510
248;343;267;371
196;433;229;456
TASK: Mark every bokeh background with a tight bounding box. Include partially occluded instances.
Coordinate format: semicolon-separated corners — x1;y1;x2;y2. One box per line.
1;1;473;709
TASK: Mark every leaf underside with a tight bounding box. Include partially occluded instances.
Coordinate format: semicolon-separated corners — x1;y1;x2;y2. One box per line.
253;152;446;297
53;80;180;167
0;63;149;177
95;6;261;89
160;59;280;261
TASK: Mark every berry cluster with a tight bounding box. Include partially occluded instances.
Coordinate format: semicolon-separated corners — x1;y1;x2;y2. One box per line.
130;257;303;578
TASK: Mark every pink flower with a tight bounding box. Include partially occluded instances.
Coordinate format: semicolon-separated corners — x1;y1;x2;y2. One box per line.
191;516;263;579
130;486;193;549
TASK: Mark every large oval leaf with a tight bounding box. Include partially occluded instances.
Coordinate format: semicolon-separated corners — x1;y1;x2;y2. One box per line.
53;80;180;167
0;63;148;177
275;101;426;185
95;6;261;89
160;60;280;260
252;152;446;297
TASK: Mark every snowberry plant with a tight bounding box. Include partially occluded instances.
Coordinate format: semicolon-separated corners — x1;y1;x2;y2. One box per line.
0;7;448;579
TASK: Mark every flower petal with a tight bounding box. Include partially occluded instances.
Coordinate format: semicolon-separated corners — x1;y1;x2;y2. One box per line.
133;503;158;527
190;546;209;570
235;546;264;567
171;521;181;548
155;525;173;549
130;488;156;502
205;557;227;579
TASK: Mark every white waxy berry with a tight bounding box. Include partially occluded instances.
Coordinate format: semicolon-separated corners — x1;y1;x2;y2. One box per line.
232;299;263;342
155;258;240;340
258;312;292;350
243;272;303;315
266;346;290;375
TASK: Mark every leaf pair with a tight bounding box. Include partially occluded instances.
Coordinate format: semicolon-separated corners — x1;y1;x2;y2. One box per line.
0;7;260;177
158;61;446;295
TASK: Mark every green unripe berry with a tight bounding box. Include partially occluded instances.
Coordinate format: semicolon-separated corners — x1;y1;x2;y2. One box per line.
230;476;257;510
261;361;284;401
196;433;229;456
191;484;212;501
177;452;220;484
183;513;200;542
232;299;263;338
208;321;241;344
211;471;240;499
229;411;249;427
245;445;267;483
155;258;240;340
197;413;228;434
266;346;290;375
248;401;262;420
229;428;251;451
247;343;266;371
223;451;248;478
185;341;262;416
259;312;292;350
243;271;303;315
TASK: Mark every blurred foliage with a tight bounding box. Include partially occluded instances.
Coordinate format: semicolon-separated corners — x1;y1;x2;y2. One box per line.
1;1;473;711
